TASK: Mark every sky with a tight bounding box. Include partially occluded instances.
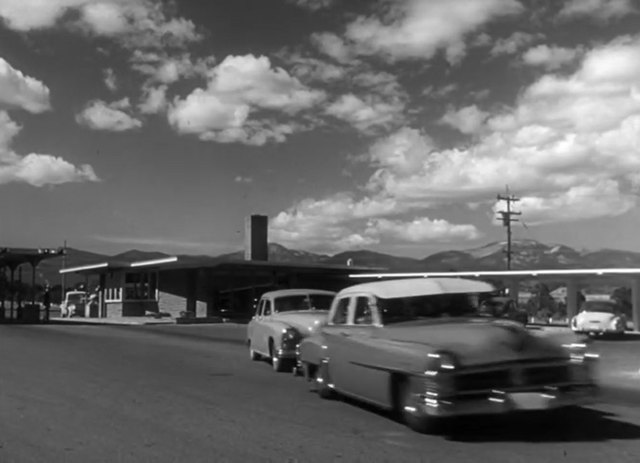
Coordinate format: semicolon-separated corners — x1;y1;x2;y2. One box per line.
1;0;640;258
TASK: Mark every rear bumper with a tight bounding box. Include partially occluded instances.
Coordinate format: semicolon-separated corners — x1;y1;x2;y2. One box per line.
573;326;624;334
415;384;598;418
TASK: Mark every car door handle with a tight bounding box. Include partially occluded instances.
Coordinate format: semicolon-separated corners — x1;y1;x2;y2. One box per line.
339;331;351;337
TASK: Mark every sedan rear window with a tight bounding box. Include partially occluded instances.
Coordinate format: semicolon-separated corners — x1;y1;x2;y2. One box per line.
581;301;618;313
379;293;476;324
274;294;334;312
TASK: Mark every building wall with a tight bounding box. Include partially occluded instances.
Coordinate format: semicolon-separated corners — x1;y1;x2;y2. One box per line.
157;291;207;318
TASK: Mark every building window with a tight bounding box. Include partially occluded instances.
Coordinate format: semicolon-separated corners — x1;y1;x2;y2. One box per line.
123;272;158;301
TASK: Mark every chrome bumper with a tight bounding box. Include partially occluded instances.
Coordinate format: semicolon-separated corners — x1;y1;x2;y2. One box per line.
414;384;598;418
276;347;297;360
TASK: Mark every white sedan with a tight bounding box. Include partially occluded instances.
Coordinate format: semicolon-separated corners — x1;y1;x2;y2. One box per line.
571;300;627;337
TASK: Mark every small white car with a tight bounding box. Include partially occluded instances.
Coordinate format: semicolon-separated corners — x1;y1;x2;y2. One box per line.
60;291;87;318
571;300;627;337
246;289;336;372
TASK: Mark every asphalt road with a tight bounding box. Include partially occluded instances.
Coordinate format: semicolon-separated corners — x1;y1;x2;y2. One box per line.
1;325;639;463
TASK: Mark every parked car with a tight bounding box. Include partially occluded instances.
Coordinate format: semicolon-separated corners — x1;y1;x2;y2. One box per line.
59;291;87;318
571;300;627;337
297;278;599;434
247;289;336;372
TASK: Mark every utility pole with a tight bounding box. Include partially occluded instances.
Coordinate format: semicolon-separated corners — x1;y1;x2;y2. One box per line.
61;240;67;300
496;186;521;270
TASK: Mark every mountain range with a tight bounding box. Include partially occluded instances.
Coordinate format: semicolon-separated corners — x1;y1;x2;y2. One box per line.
24;239;640;288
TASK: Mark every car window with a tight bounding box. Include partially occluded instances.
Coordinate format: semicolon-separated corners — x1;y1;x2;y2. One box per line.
379;293;476;325
354;297;374;325
262;299;272;316
581;301;618;313
330;298;350;325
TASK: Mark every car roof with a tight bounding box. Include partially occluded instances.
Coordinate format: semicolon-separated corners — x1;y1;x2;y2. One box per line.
337;278;495;299
261;289;336;298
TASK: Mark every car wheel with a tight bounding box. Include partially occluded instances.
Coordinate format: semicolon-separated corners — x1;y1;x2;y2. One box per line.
314;361;335;399
399;379;442;434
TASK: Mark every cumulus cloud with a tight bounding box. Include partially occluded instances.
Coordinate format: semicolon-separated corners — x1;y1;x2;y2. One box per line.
374;36;640;218
273;34;640;248
311;32;353;63
331;0;523;62
287;55;347;83
76;98;143;131
558;0;638;21
440;105;490;135
103;68;118;92
168;54;325;145
271;192;479;252
522;45;581;70
287;0;335;11
131;51;216;84
0;111;98;186
0;0;200;49
325;94;405;132
0;57;51;113
138;85;168;114
489;32;542;56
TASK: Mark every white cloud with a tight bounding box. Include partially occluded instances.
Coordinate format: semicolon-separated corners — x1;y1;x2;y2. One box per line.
0;57;51;113
287;55;347;83
337;0;523;61
76;98;143;131
368;217;480;242
441;105;490;135
558;0;638;21
103;68;118;92
168;54;325;145
489;32;542;56
311;32;353;63
496;180;635;226
273;34;640;247
139;85;168;114
325;94;405;132
234;176;253;183
270;192;478;252
131;51;216;84
522;45;581;70
0;0;200;49
287;0;335;11
0;110;98;187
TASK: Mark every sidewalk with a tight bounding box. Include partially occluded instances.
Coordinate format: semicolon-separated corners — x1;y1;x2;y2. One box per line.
49;316;177;326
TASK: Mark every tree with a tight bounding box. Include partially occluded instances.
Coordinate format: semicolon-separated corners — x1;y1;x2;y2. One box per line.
611;287;632;317
526;282;557;317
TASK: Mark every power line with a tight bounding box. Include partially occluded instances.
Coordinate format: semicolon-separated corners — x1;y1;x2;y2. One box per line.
496;185;521;270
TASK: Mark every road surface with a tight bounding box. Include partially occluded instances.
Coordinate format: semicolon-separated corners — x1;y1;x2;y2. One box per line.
0;324;639;463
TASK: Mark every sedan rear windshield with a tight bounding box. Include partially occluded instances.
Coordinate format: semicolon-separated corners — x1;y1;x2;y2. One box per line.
581;301;618;313
379;293;477;324
274;294;334;312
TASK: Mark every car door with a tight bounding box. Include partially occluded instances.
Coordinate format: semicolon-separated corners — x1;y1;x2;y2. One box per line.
248;298;264;351
255;298;273;355
322;296;354;390
333;294;390;406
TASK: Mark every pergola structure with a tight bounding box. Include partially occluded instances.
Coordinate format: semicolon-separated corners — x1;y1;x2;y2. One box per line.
349;268;640;329
0;247;65;322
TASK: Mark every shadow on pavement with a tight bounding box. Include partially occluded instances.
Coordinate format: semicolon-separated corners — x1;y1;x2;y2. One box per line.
331;393;640;443
447;407;640;443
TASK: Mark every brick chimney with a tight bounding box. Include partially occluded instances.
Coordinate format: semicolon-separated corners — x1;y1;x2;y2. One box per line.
244;214;268;261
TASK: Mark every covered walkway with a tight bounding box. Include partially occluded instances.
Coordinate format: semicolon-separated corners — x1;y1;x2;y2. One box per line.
0;247;65;323
349;268;640;330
